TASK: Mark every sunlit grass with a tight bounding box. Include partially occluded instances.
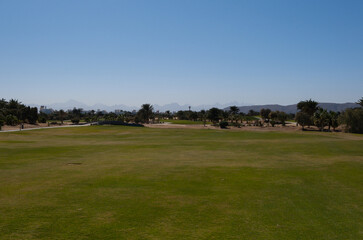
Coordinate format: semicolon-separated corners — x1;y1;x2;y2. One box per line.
0;126;362;239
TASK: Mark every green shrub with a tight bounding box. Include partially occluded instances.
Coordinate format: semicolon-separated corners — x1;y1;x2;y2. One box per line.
38;116;47;123
340;108;363;133
219;121;228;129
5;115;18;126
71;118;80;124
116;115;125;122
295;112;311;130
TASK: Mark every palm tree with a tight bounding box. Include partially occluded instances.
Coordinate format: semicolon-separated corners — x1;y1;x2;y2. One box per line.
260;108;271;125
356;97;363;107
165;110;171;120
58;109;66;124
229;106;239;124
297;99;319;116
139;104;154;124
295;112;310;130
207;108;222;124
0;98;7;109
313;108;329;131
328;111;339;131
297;99;318;127
200;110;207;126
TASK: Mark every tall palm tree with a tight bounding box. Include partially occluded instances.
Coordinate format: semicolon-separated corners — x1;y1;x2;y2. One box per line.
58;109;66;124
313;108;329;131
200;110;207;126
140;104;153;124
165;110;171;120
0;98;7;109
328;111;339;131
356;97;363;107
297;99;319;116
297;99;318;127
229;106;239;123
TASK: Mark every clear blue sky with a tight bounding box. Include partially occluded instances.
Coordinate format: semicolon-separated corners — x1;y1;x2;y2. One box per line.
1;0;362;106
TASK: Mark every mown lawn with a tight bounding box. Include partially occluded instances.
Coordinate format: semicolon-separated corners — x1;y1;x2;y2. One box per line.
0;126;362;239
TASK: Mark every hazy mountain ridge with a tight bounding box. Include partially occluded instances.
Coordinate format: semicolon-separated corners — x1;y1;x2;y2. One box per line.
30;100;138;112
231;103;360;114
29;100;359;113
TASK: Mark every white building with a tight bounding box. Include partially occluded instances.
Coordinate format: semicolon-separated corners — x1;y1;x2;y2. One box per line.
40;106;54;115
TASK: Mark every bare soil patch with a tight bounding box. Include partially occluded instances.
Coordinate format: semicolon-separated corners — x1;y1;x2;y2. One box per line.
1;122;73;131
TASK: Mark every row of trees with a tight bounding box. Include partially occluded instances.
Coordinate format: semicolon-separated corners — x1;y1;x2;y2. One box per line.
259;108;289;126
295;98;363;133
340;98;363;133
133;99;363;133
1;98;362;133
133;105;262;126
41;108;137;124
0;100;290;129
132;104;293;128
0;99;38;128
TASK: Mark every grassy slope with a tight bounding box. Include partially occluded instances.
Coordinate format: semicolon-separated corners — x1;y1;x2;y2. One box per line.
0;126;362;239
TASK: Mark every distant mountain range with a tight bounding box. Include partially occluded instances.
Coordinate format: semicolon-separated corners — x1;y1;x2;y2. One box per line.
29;100;359;113
229;102;360;114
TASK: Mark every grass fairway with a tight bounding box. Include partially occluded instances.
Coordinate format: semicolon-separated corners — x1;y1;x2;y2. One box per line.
0;126;362;239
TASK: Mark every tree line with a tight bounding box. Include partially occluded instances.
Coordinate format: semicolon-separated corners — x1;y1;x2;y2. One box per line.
295;98;363;133
0;99;38;128
1;98;362;133
134;99;363;133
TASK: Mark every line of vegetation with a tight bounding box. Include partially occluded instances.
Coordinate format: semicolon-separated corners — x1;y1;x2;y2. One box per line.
163;119;212;125
1;98;362;133
294;98;363;133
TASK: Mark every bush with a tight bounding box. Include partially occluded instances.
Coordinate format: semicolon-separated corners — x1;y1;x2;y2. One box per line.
340;108;363;133
219;121;228;129
295;112;311;130
116;115;124;122
38;116;47;123
134;115;142;124
5;115;18;126
71;118;80;124
277;111;288;126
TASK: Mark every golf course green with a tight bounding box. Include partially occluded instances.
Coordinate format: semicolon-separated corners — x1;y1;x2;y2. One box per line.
0;126;362;239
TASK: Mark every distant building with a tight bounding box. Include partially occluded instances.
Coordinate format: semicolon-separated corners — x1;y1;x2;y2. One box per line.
115;109;123;115
97;109;108;114
40;106;54;115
